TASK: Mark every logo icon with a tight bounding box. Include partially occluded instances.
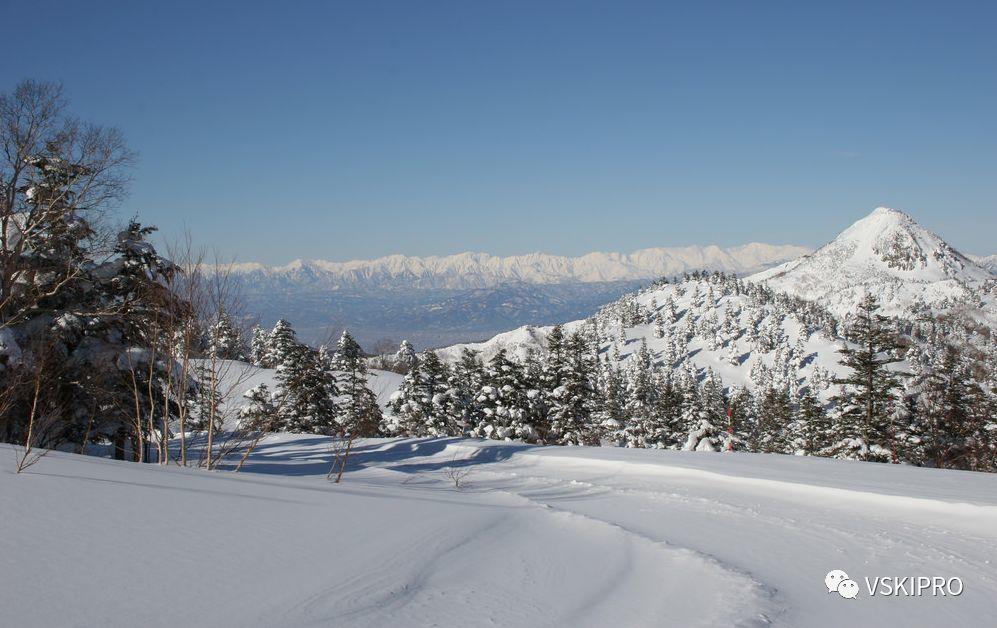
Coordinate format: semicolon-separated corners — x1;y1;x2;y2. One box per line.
825;570;858;599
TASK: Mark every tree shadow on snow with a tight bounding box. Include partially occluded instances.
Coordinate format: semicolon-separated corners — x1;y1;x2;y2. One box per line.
381;439;534;475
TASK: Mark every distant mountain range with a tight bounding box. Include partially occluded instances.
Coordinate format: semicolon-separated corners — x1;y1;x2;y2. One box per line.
231;243;811;290
437;207;996;366
231;243;810;349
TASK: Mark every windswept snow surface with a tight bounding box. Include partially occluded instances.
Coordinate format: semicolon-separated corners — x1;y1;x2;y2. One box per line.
4;437;996;627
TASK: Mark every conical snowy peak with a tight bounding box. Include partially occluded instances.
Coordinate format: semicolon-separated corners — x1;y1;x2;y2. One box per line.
749;207;995;321
822;206;982;280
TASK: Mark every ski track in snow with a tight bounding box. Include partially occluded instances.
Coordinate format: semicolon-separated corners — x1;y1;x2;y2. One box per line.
4;437;997;627
358;439;997;627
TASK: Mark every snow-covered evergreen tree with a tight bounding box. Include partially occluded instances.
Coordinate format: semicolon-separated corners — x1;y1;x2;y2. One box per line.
547;333;599;446
788;389;832;456
913;345;987;469
618;340;667;448
332;330;382;437
471;349;533;441
444;348;485;435
207;310;246;360
273;343;339;434
264;319;299;370
239;383;277;432
249;325;269;366
751;386;793;453
831;294;907;462
394;339;418;373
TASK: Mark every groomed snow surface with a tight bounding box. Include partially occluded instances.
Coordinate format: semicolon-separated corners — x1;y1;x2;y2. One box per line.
4;437;996;627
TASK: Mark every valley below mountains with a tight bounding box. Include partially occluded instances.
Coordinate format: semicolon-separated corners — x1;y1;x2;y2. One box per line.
233;243;810;349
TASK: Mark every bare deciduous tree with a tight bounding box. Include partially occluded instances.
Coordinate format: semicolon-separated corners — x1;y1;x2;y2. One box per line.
12;342;61;473
1;80;134;330
441;454;473;489
327;433;356;484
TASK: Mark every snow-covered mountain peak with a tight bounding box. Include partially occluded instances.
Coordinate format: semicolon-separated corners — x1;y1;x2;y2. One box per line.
750;206;995;320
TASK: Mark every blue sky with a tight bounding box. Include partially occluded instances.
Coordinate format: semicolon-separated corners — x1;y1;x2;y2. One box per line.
3;0;995;263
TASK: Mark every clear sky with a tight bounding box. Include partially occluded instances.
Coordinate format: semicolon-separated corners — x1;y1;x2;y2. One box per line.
3;0;995;263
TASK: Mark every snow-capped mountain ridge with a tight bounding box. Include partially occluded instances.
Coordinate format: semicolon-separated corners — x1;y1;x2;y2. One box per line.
970;254;997;275
229;242;810;290
432;207;994;393
750;207;995;321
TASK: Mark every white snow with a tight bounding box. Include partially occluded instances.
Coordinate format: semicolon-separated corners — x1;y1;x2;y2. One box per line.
750;207;996;323
203;359;404;419
968;253;997;275
225;243;811;289
435;277;848;395
432;207;994;394
3;437;996;627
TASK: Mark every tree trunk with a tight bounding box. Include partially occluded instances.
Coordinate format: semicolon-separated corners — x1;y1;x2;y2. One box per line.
114;432;126;460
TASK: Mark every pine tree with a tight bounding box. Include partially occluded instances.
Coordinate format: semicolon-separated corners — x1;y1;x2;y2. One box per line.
916;345;986;469
249;325;269;366
653;309;666;339
444;349;485;435
681;369;727;452
751;386;793;453
265;319;299;369
473;349;533;441
274;343;339;434
522;348;553;442
831;294;907;462
394;339;418;373
721;306;739;343
190;361;224;432
332;330;382;437
546;324;566;362
418;351;452;436
548;333;599;446
664;296;678;325
654;371;687;449
386;360;426;436
725;386;755;451
618;340;665;448
207;310;246;360
789;389;832;456
239;383;277;432
595;364;627;445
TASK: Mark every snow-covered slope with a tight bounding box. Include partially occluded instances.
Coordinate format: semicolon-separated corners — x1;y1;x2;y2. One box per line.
750;207;995;322
230;243;810;290
230;243;810;348
436;273;847;397
207;359;403;426
5;437;996;627
969;254;997;275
